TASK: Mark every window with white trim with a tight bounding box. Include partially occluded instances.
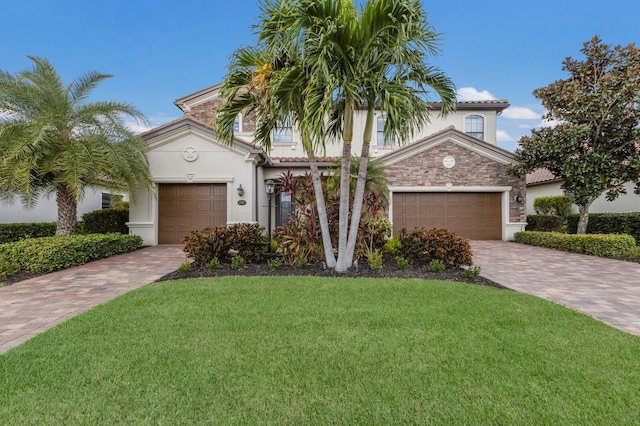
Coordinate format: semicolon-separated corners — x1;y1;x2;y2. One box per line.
376;114;395;146
272;116;293;143
465;115;484;140
233;114;241;133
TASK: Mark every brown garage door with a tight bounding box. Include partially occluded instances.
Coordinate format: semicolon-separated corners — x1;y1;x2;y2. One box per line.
392;192;502;240
158;184;227;244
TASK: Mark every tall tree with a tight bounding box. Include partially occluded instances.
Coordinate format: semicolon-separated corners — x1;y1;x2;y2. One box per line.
510;36;640;234
217;0;455;272
0;56;152;235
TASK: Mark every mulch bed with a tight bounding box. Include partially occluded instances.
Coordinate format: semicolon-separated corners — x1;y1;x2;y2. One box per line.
155;256;509;290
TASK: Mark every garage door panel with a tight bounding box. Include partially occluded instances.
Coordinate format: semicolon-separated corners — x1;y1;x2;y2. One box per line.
393;192;501;240
158;184;228;244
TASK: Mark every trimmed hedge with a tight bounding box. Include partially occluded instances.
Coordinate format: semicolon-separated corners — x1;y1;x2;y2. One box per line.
514;231;637;258
567;212;640;243
533;196;572;217
0;222;57;244
0;233;143;274
82;208;129;234
525;215;565;232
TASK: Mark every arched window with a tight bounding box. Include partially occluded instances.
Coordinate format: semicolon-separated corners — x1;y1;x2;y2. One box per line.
376;115;395;146
465;115;484;140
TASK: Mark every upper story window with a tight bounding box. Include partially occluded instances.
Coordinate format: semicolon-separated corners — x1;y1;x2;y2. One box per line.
465;115;484;140
376;115;395;146
272;116;293;143
233;115;241;133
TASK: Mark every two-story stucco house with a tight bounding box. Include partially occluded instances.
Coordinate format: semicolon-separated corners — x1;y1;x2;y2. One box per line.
128;83;527;245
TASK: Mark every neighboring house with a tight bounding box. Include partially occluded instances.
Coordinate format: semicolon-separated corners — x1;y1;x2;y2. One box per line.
0;189;120;224
128;83;527;245
526;169;640;215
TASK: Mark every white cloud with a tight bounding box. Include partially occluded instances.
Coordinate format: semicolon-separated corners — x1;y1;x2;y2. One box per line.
123;113;178;134
501;106;540;120
518;123;534;129
456;87;496;101
496;130;514;142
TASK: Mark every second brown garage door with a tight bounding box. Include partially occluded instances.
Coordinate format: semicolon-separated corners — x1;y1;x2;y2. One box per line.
158;184;227;244
392;192;502;240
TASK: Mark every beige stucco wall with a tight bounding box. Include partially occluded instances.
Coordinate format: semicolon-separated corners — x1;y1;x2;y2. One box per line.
128;125;262;245
251;109;500;160
526;182;640;215
1;188;118;224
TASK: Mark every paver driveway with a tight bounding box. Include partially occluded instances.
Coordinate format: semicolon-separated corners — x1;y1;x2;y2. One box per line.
471;241;640;336
0;245;185;354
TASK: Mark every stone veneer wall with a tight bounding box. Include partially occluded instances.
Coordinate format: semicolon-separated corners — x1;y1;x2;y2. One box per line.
386;141;526;222
186;99;256;132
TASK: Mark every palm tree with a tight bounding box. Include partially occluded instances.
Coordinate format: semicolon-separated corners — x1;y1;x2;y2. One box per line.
259;0;456;271
0;56;152;235
215;44;339;267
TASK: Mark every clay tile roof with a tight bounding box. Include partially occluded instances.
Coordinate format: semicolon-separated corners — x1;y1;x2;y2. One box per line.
270;156;340;163
526;168;561;185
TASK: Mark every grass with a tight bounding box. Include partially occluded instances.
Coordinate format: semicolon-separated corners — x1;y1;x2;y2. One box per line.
1;276;639;424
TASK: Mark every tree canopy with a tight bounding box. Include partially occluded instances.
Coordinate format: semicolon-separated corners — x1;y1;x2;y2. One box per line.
510;36;640;233
216;0;455;272
0;56;152;235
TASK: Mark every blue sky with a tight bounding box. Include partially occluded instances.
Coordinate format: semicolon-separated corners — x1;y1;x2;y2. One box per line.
2;0;639;152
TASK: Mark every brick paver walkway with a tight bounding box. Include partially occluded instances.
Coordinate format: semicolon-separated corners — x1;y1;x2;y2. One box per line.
0;245;185;354
472;241;640;336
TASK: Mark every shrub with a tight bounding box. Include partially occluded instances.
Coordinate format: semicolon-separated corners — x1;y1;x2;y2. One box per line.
514;231;637;257
273;222;319;266
0;234;142;273
463;265;482;279
357;218;392;259
0;222;57;244
226;223;269;263
398;228;473;267
526;215;565;232
534;196;572;217
82;208;129;234
428;259;446;273
231;255;246;270
183;223;269;266
208;257;221;269
267;257;283;270
567;212;640;243
296;257;309;269
384;237;402;256
177;262;192;273
395;256;409;270
0;257;19;279
367;250;383;271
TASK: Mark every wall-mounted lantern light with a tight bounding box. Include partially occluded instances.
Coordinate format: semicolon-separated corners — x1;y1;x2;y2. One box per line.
237;184;244;197
515;192;523;203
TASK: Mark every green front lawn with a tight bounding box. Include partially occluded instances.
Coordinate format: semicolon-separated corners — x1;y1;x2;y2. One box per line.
2;277;639;424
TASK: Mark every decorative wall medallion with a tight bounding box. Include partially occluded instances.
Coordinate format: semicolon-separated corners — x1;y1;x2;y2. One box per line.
183;146;199;162
442;155;456;169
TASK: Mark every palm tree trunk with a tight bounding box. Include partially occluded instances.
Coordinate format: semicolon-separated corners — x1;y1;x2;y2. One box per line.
56;184;78;236
307;149;336;268
335;100;354;273
345;107;374;266
576;200;593;234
